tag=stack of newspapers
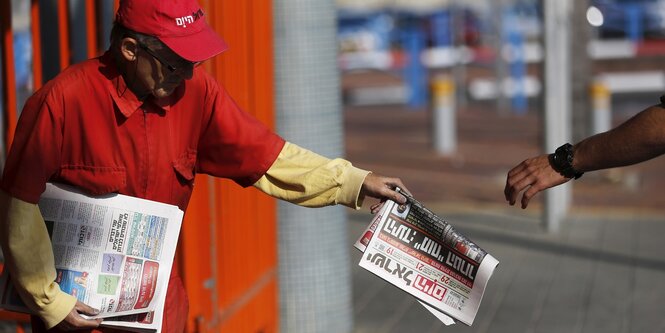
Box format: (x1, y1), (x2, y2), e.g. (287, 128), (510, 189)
(354, 190), (499, 326)
(0, 183), (184, 333)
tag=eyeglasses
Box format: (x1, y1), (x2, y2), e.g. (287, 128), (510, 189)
(138, 42), (199, 73)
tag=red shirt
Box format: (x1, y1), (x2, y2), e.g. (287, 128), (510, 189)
(1, 51), (284, 211)
(3, 52), (284, 332)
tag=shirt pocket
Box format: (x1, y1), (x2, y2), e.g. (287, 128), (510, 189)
(171, 149), (197, 209)
(172, 149), (197, 186)
(58, 165), (127, 195)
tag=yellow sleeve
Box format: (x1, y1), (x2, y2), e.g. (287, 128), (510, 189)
(0, 190), (77, 329)
(253, 142), (370, 209)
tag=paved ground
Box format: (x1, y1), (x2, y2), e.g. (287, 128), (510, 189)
(344, 92), (665, 332)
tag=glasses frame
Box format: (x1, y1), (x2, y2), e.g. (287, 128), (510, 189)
(138, 42), (197, 73)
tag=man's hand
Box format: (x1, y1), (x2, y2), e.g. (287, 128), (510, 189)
(54, 300), (102, 331)
(360, 173), (410, 214)
(504, 154), (570, 209)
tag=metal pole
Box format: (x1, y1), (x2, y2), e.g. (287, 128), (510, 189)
(590, 79), (611, 134)
(508, 29), (527, 114)
(432, 74), (456, 155)
(625, 4), (643, 44)
(572, 0), (592, 143)
(273, 1), (352, 332)
(492, 0), (508, 112)
(404, 28), (427, 109)
(543, 0), (572, 233)
(451, 0), (466, 108)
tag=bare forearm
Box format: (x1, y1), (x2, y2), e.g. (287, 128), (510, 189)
(574, 105), (665, 172)
(505, 105), (665, 209)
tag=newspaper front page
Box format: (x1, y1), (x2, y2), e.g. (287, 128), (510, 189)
(0, 183), (184, 331)
(355, 200), (456, 326)
(355, 191), (498, 326)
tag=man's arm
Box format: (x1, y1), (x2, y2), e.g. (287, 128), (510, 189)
(505, 104), (665, 208)
(0, 191), (101, 329)
(254, 142), (408, 209)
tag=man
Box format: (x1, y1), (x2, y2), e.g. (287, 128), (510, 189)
(504, 99), (665, 209)
(0, 0), (409, 331)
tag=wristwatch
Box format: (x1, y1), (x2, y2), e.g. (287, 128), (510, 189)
(549, 143), (584, 179)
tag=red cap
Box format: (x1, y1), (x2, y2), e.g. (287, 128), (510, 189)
(115, 0), (228, 62)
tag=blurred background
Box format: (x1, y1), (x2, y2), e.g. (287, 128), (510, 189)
(2, 0), (665, 332)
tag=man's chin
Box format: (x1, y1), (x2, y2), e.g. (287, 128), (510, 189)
(152, 87), (175, 98)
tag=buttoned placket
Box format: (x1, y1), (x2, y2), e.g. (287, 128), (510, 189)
(136, 99), (172, 202)
(141, 105), (150, 197)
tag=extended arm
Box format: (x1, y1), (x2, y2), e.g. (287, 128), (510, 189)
(574, 105), (665, 170)
(253, 142), (407, 209)
(505, 105), (665, 208)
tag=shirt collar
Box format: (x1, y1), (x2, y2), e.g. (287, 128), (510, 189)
(100, 51), (172, 118)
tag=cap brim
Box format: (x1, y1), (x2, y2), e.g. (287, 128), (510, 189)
(159, 25), (229, 62)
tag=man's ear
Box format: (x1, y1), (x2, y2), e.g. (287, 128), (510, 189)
(119, 37), (139, 62)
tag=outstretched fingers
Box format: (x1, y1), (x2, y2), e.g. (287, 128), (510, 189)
(504, 161), (531, 205)
(504, 155), (571, 209)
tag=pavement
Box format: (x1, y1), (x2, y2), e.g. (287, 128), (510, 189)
(343, 84), (665, 333)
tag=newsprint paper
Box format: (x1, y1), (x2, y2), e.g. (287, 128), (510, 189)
(0, 183), (184, 333)
(355, 191), (499, 326)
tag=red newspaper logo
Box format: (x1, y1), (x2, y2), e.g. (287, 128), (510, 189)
(413, 274), (447, 301)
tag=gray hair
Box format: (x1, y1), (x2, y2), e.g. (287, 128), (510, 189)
(110, 22), (161, 49)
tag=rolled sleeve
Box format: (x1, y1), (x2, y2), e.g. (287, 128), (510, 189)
(337, 167), (371, 209)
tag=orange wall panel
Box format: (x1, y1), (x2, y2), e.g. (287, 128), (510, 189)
(30, 0), (43, 90)
(56, 0), (70, 70)
(180, 1), (278, 332)
(179, 175), (216, 329)
(0, 1), (278, 332)
(1, 0), (18, 152)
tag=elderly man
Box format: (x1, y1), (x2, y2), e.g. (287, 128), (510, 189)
(0, 0), (409, 331)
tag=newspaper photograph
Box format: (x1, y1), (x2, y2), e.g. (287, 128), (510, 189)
(355, 191), (499, 326)
(0, 182), (184, 324)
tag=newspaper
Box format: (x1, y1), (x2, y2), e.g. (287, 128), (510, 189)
(0, 183), (184, 332)
(354, 190), (499, 326)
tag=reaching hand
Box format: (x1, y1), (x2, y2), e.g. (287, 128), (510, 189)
(504, 154), (571, 209)
(360, 173), (410, 214)
(54, 300), (102, 331)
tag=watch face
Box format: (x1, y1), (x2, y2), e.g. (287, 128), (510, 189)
(554, 147), (568, 169)
(552, 144), (574, 176)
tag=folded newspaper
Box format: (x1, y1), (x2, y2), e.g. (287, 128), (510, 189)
(354, 190), (499, 326)
(0, 183), (184, 333)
